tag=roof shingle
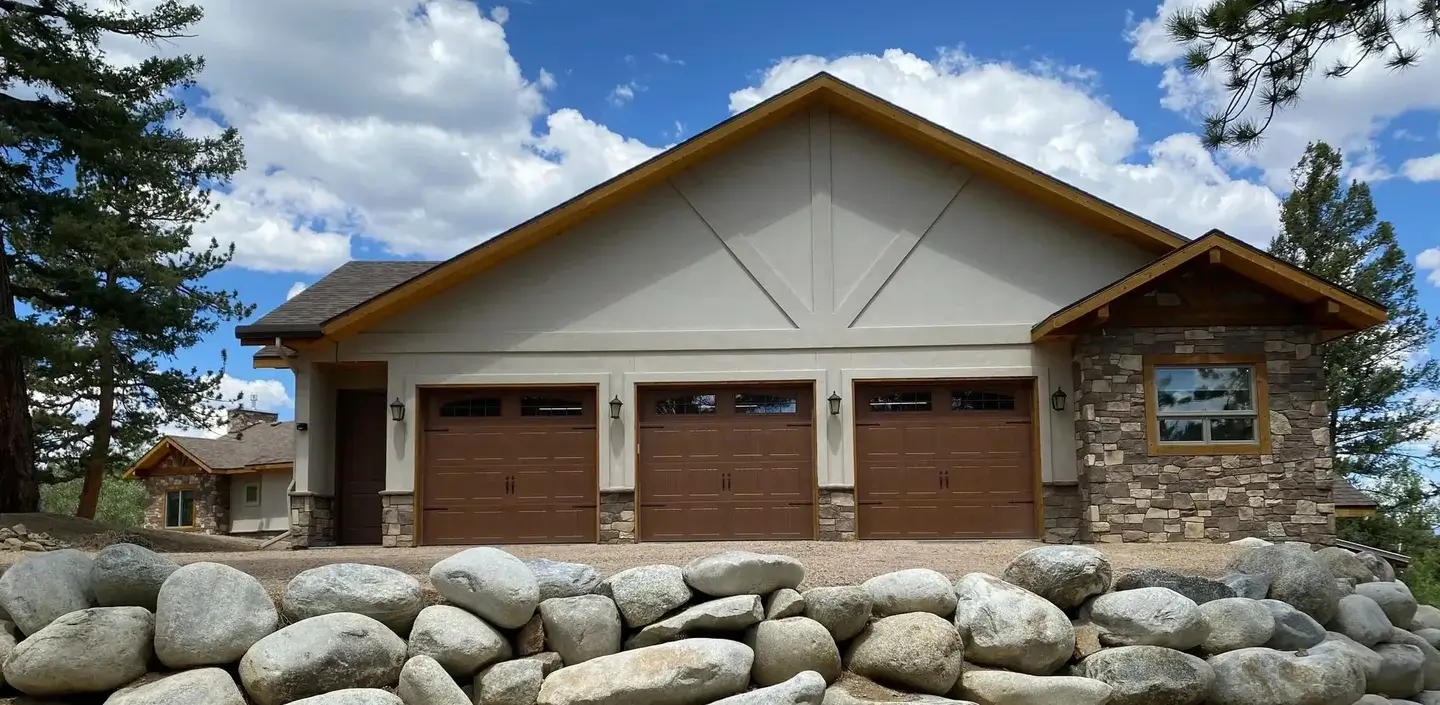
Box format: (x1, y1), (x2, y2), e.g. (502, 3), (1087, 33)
(169, 420), (296, 470)
(236, 260), (438, 337)
(1333, 477), (1378, 508)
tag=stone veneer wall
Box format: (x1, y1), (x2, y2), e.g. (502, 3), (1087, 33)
(143, 474), (228, 534)
(1074, 325), (1334, 544)
(1042, 484), (1083, 544)
(818, 487), (856, 541)
(600, 490), (636, 544)
(289, 494), (335, 548)
(381, 492), (416, 548)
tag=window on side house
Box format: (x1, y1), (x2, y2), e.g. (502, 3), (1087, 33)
(1151, 364), (1260, 445)
(164, 489), (195, 528)
(243, 483), (261, 507)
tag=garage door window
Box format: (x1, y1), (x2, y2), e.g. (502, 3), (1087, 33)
(868, 391), (932, 412)
(655, 394), (717, 415)
(951, 389), (1016, 411)
(735, 393), (797, 414)
(1144, 355), (1269, 455)
(521, 396), (584, 417)
(439, 397), (501, 417)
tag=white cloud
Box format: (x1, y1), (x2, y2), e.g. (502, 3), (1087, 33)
(655, 53), (685, 66)
(286, 282), (308, 300)
(1402, 153), (1440, 182)
(731, 49), (1282, 244)
(608, 82), (639, 106)
(489, 5), (509, 24)
(1419, 248), (1440, 286)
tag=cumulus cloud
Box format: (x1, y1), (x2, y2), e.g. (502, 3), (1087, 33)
(608, 82), (640, 106)
(1419, 248), (1440, 286)
(286, 282), (308, 300)
(1402, 153), (1440, 182)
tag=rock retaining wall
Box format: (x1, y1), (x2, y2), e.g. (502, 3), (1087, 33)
(0, 539), (1425, 705)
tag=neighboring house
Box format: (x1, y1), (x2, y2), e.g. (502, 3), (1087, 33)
(236, 74), (1387, 549)
(1333, 478), (1380, 518)
(124, 408), (294, 537)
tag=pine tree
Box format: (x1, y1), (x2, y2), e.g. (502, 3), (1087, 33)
(2, 0), (245, 513)
(1270, 142), (1440, 498)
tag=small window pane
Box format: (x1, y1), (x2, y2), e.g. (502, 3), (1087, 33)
(244, 484), (261, 505)
(165, 491), (181, 527)
(735, 393), (797, 414)
(439, 397), (501, 418)
(1158, 418), (1205, 443)
(1155, 366), (1254, 413)
(1209, 417), (1257, 442)
(869, 392), (932, 412)
(180, 491), (193, 527)
(655, 394), (716, 415)
(951, 390), (1015, 411)
(521, 397), (583, 417)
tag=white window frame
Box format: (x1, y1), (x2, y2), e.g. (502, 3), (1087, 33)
(242, 482), (262, 507)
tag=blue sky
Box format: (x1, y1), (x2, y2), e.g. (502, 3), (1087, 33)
(109, 0), (1437, 433)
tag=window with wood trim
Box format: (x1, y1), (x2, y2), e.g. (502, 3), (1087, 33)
(1144, 354), (1270, 455)
(243, 483), (261, 507)
(164, 489), (195, 528)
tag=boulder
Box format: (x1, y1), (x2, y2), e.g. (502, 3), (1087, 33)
(103, 667), (245, 705)
(0, 548), (94, 635)
(1225, 544), (1341, 624)
(767, 588), (806, 619)
(1337, 578), (1358, 596)
(539, 594), (623, 665)
(1357, 582), (1420, 630)
(523, 558), (601, 601)
(408, 604), (511, 678)
(862, 569), (957, 618)
(155, 562), (277, 668)
(1113, 568), (1235, 605)
(1415, 605), (1440, 631)
(748, 617), (841, 686)
(1220, 573), (1271, 600)
(477, 656), (560, 705)
(712, 670), (826, 705)
(1388, 628), (1440, 691)
(803, 585), (873, 642)
(1415, 693), (1440, 705)
(1072, 645), (1212, 705)
(1372, 643), (1428, 698)
(0, 629), (15, 689)
(595, 564), (692, 629)
(1316, 547), (1376, 584)
(290, 690), (403, 705)
(536, 638), (753, 705)
(1260, 599), (1326, 650)
(824, 673), (976, 704)
(515, 614), (544, 656)
(88, 543), (178, 611)
(683, 551), (805, 597)
(1229, 537), (1273, 548)
(1082, 587), (1208, 650)
(1417, 628), (1440, 650)
(1205, 646), (1366, 705)
(959, 669), (1112, 705)
(953, 572), (1073, 675)
(396, 654), (469, 705)
(628, 594), (763, 649)
(1198, 598), (1275, 654)
(1357, 552), (1398, 582)
(428, 547), (539, 629)
(1353, 696), (1392, 705)
(1, 606), (151, 696)
(1001, 546), (1112, 609)
(239, 613), (407, 705)
(282, 563), (423, 635)
(845, 613), (962, 696)
(1333, 593), (1396, 647)
(1314, 631), (1384, 685)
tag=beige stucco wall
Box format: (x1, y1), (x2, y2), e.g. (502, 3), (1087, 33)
(228, 470), (292, 534)
(290, 105), (1155, 499)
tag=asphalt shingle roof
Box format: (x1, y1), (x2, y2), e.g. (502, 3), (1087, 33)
(237, 260), (439, 336)
(1333, 477), (1379, 508)
(169, 420), (296, 470)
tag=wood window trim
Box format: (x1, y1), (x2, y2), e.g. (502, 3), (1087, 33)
(163, 487), (197, 529)
(1143, 353), (1271, 456)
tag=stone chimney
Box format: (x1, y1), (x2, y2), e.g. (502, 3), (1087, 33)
(228, 407), (279, 435)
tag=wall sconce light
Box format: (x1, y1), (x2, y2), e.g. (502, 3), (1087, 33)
(609, 395), (624, 420)
(295, 422), (309, 432)
(828, 392), (842, 416)
(389, 397), (406, 422)
(1050, 386), (1068, 412)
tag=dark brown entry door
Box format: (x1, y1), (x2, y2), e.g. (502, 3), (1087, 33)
(335, 389), (387, 545)
(638, 384), (815, 541)
(421, 387), (597, 545)
(854, 381), (1036, 539)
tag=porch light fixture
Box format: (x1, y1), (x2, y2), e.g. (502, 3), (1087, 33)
(828, 392), (842, 416)
(609, 395), (624, 420)
(389, 397), (406, 422)
(1050, 386), (1068, 412)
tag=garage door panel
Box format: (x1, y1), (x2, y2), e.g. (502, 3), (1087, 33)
(642, 505), (725, 541)
(731, 504), (812, 539)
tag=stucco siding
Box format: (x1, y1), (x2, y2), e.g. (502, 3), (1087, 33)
(229, 470), (292, 534)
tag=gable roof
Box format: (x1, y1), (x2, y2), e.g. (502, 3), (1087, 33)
(237, 260), (439, 343)
(237, 72), (1189, 345)
(1333, 477), (1379, 509)
(123, 420), (297, 478)
(1030, 229), (1388, 341)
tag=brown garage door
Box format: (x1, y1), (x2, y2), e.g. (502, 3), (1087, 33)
(420, 387), (597, 545)
(855, 381), (1036, 539)
(638, 384), (815, 541)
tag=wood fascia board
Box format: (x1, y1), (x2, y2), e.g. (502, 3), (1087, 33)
(121, 438), (216, 479)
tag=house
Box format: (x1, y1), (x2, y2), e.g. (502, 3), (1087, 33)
(236, 73), (1387, 549)
(124, 408), (294, 537)
(1333, 477), (1380, 518)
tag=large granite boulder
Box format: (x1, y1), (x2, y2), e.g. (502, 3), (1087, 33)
(536, 639), (753, 705)
(523, 558), (601, 601)
(396, 654), (469, 705)
(958, 668), (1111, 705)
(1205, 646), (1366, 705)
(1225, 544), (1340, 624)
(683, 552), (805, 597)
(1220, 573), (1271, 600)
(1315, 547), (1376, 584)
(1072, 645), (1212, 705)
(155, 562), (278, 668)
(1356, 581), (1420, 630)
(1001, 546), (1112, 610)
(1372, 642), (1427, 698)
(953, 573), (1073, 675)
(88, 543), (178, 611)
(1260, 599), (1326, 650)
(540, 594), (623, 665)
(476, 656), (561, 705)
(803, 586), (872, 642)
(103, 667), (245, 705)
(1198, 598), (1275, 655)
(428, 547), (539, 629)
(407, 604), (511, 678)
(289, 690), (402, 705)
(283, 563), (423, 635)
(627, 595), (763, 649)
(845, 613), (963, 696)
(1332, 593), (1395, 647)
(0, 549), (94, 636)
(748, 617), (841, 686)
(595, 565), (692, 629)
(1313, 631), (1384, 686)
(1, 606), (151, 696)
(823, 673), (975, 704)
(1113, 568), (1235, 605)
(1388, 627), (1440, 691)
(239, 613), (407, 705)
(711, 671), (826, 705)
(1414, 605), (1440, 631)
(1082, 587), (1208, 650)
(861, 569), (957, 618)
(767, 588), (806, 619)
(1356, 552), (1398, 582)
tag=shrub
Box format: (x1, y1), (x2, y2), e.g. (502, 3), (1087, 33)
(38, 477), (148, 527)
